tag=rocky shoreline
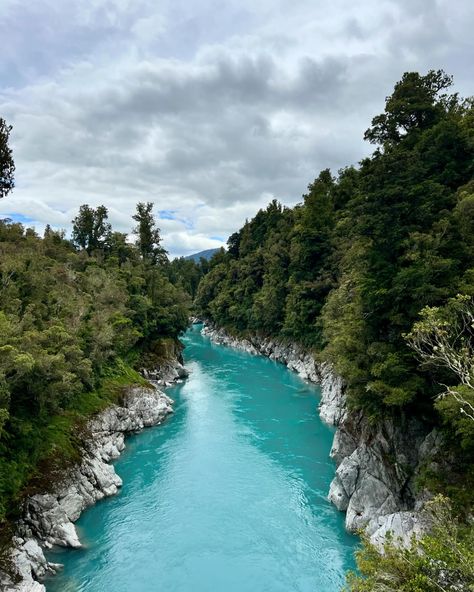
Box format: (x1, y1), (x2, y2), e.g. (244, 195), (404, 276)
(200, 322), (435, 548)
(1, 359), (188, 592)
(2, 322), (438, 590)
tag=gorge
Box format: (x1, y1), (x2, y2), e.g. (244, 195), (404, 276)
(42, 324), (356, 592)
(1, 67), (473, 591)
(201, 323), (435, 547)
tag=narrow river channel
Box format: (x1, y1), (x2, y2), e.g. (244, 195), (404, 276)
(47, 324), (357, 591)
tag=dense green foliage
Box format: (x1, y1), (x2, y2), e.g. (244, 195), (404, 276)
(195, 70), (474, 591)
(346, 497), (474, 592)
(196, 70), (474, 419)
(1, 71), (473, 588)
(71, 204), (111, 254)
(0, 204), (189, 521)
(167, 255), (210, 300)
(167, 249), (224, 300)
(133, 202), (169, 265)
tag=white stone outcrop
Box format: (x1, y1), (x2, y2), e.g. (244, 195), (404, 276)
(367, 510), (431, 548)
(328, 413), (438, 543)
(1, 361), (186, 592)
(201, 322), (435, 550)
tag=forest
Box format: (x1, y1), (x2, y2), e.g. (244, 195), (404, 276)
(195, 71), (474, 589)
(1, 69), (474, 590)
(196, 70), (474, 430)
(0, 197), (191, 523)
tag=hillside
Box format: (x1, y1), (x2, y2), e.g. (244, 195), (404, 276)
(184, 248), (221, 262)
(0, 203), (190, 524)
(195, 71), (474, 590)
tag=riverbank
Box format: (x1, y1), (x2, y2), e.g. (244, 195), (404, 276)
(45, 324), (356, 591)
(200, 322), (435, 547)
(0, 358), (188, 592)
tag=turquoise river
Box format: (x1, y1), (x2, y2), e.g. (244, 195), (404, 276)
(46, 324), (357, 591)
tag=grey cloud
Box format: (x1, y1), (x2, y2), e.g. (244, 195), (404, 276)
(0, 0), (473, 256)
(73, 52), (358, 142)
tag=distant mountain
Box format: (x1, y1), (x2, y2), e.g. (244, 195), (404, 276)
(184, 248), (221, 263)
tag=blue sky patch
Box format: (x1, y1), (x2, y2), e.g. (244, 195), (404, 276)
(159, 210), (177, 220)
(1, 213), (35, 224)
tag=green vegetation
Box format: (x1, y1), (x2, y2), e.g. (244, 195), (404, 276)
(167, 254), (212, 300)
(0, 118), (15, 199)
(166, 248), (226, 301)
(195, 70), (474, 589)
(1, 69), (473, 588)
(196, 69), (474, 424)
(346, 497), (474, 592)
(0, 197), (189, 522)
(406, 295), (474, 451)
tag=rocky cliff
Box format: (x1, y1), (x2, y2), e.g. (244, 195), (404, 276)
(201, 323), (435, 547)
(1, 360), (188, 592)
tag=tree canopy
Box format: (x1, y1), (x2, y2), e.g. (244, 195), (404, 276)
(0, 118), (15, 199)
(133, 202), (168, 264)
(196, 69), (474, 421)
(71, 204), (111, 254)
(194, 68), (474, 590)
(0, 205), (190, 522)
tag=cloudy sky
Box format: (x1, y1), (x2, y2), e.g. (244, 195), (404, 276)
(0, 0), (473, 256)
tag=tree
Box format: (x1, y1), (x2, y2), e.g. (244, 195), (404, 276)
(71, 204), (111, 254)
(364, 70), (455, 147)
(72, 205), (94, 251)
(346, 496), (474, 592)
(0, 118), (15, 199)
(108, 231), (135, 267)
(195, 69), (474, 412)
(0, 214), (190, 522)
(405, 295), (474, 425)
(133, 202), (168, 265)
(92, 205), (112, 252)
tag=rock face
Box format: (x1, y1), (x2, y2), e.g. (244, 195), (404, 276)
(1, 359), (187, 592)
(202, 322), (436, 549)
(328, 413), (436, 537)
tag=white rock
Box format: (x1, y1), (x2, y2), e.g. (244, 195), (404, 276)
(328, 476), (350, 511)
(1, 538), (52, 592)
(58, 491), (84, 522)
(51, 522), (81, 548)
(318, 363), (346, 426)
(201, 321), (432, 550)
(333, 455), (360, 498)
(345, 475), (399, 532)
(330, 429), (357, 466)
(4, 375), (179, 589)
(367, 511), (431, 549)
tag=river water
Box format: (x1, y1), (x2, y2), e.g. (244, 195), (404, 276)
(47, 324), (357, 591)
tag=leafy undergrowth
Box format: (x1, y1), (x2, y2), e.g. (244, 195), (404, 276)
(345, 496), (474, 592)
(0, 358), (148, 525)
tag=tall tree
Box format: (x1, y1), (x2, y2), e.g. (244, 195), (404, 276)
(133, 202), (168, 264)
(364, 70), (455, 147)
(0, 118), (15, 199)
(71, 204), (111, 254)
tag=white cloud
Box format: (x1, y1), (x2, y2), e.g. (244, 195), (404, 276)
(0, 0), (473, 256)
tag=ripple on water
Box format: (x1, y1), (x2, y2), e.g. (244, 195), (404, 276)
(46, 326), (357, 592)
